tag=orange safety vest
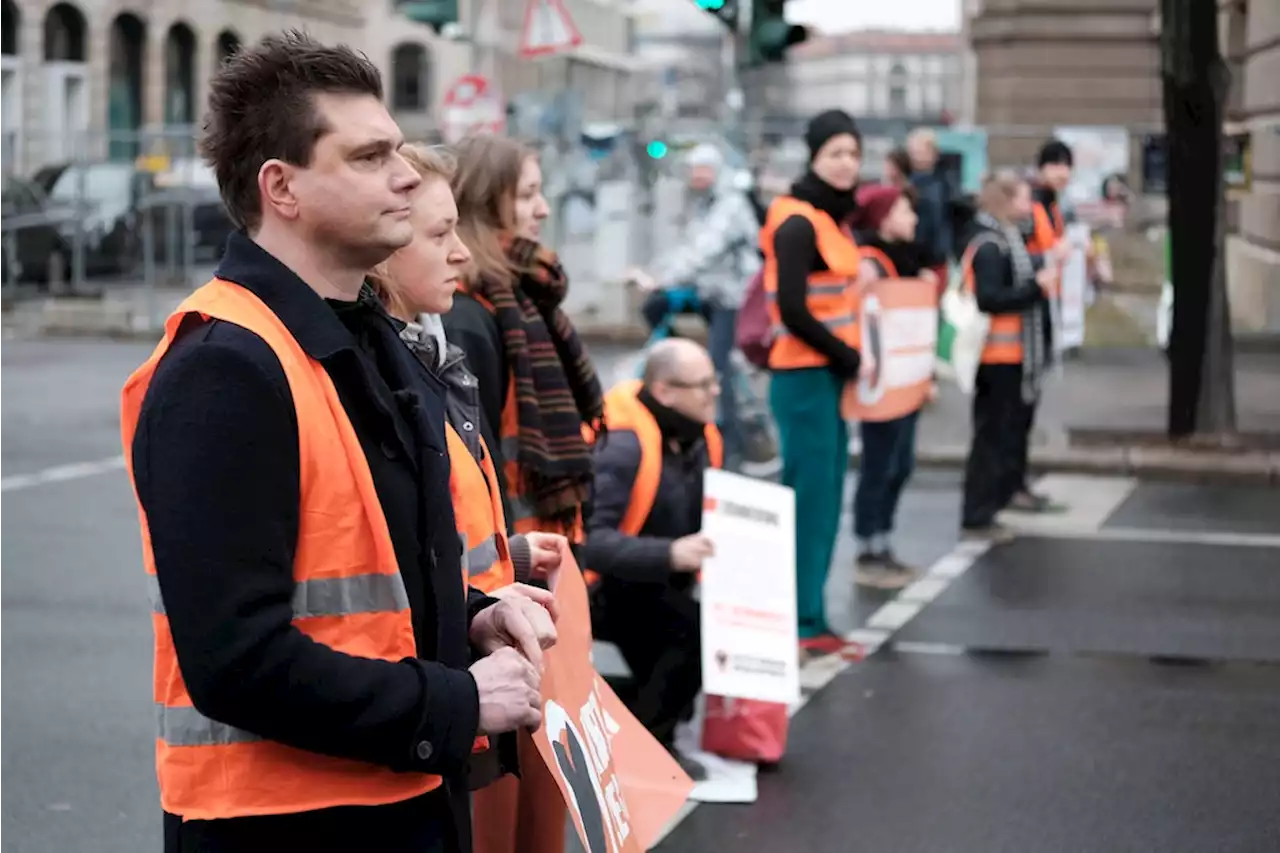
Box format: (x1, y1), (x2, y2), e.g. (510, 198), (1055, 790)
(960, 237), (1023, 365)
(760, 196), (862, 370)
(456, 283), (585, 544)
(447, 425), (515, 594)
(860, 245), (899, 279)
(120, 279), (451, 821)
(1027, 199), (1065, 256)
(582, 380), (724, 587)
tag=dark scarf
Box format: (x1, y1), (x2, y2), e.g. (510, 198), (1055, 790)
(637, 386), (706, 450)
(790, 170), (858, 228)
(472, 235), (604, 520)
(854, 231), (927, 279)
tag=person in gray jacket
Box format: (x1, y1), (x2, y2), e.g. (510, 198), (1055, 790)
(631, 143), (762, 468)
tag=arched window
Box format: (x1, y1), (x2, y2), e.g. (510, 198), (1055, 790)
(43, 2), (87, 62)
(3, 0), (20, 56)
(216, 29), (240, 66)
(165, 23), (198, 125)
(391, 43), (429, 111)
(108, 13), (147, 159)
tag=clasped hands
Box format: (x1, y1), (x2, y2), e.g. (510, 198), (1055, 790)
(466, 532), (567, 735)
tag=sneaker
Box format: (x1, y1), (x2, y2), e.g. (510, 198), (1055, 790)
(1005, 490), (1067, 514)
(799, 632), (865, 661)
(962, 523), (1016, 544)
(854, 553), (917, 590)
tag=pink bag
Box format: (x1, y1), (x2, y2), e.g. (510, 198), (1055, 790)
(701, 695), (790, 763)
(735, 270), (773, 369)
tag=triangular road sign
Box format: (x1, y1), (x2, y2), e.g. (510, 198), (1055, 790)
(520, 0), (584, 58)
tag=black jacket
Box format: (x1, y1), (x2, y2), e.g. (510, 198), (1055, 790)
(134, 233), (493, 853)
(958, 220), (1052, 358)
(582, 406), (712, 589)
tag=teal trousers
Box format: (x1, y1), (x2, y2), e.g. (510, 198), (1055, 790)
(769, 367), (848, 638)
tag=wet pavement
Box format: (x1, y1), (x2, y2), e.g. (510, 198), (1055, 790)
(657, 478), (1280, 853)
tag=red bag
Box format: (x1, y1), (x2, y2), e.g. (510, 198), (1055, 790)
(735, 270), (773, 369)
(701, 695), (789, 763)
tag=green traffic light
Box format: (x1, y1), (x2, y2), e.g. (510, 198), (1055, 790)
(696, 0), (727, 9)
(647, 141), (669, 159)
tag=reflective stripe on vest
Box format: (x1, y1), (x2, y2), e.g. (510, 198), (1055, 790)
(960, 239), (1024, 365)
(582, 380), (723, 587)
(448, 423), (514, 593)
(120, 279), (440, 821)
(860, 246), (899, 280)
(760, 196), (862, 370)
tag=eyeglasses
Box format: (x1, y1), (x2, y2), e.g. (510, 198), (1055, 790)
(666, 376), (720, 392)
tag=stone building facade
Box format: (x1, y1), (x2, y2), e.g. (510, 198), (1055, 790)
(1221, 0), (1280, 339)
(0, 0), (638, 174)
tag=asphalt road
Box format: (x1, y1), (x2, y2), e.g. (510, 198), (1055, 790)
(9, 337), (1276, 853)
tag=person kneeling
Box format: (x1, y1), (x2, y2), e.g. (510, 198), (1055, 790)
(583, 339), (723, 781)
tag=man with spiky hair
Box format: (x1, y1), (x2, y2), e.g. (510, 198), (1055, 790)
(122, 31), (554, 853)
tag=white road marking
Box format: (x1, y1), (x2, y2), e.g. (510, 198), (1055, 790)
(1, 455), (125, 492)
(650, 537), (993, 846)
(998, 473), (1137, 534)
(1020, 525), (1280, 550)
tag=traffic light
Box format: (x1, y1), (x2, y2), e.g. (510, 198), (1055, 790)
(748, 0), (808, 66)
(395, 0), (458, 34)
(646, 140), (670, 160)
(693, 0), (738, 31)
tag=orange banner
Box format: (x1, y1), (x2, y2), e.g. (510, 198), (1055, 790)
(531, 552), (694, 853)
(842, 276), (939, 423)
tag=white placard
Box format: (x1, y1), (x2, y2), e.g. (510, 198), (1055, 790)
(1058, 222), (1091, 350)
(699, 469), (799, 705)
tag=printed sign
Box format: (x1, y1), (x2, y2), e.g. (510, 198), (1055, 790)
(441, 74), (506, 144)
(699, 469), (800, 706)
(842, 276), (938, 423)
(531, 550), (694, 853)
(1057, 222), (1091, 350)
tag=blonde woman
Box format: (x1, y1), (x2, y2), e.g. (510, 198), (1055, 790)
(367, 143), (568, 853)
(958, 170), (1058, 540)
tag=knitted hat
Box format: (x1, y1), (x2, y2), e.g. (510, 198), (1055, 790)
(852, 185), (903, 232)
(805, 110), (860, 162)
(1037, 139), (1073, 168)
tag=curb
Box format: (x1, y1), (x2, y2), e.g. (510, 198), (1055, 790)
(856, 443), (1279, 487)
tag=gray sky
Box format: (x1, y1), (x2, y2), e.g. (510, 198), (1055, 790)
(786, 0), (961, 32)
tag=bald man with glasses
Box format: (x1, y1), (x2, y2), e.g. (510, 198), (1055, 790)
(583, 339), (724, 780)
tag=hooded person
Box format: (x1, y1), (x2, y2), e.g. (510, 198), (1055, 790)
(634, 141), (762, 470)
(759, 109), (865, 657)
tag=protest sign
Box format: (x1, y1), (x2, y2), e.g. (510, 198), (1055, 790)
(842, 276), (938, 422)
(531, 551), (694, 853)
(699, 469), (800, 705)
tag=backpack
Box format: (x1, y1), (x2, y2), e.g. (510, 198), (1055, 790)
(735, 269), (773, 369)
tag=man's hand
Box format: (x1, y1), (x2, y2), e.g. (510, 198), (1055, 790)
(470, 647), (542, 734)
(670, 534), (714, 573)
(523, 532), (567, 586)
(469, 598), (557, 669)
(489, 582), (560, 624)
(920, 268), (940, 288)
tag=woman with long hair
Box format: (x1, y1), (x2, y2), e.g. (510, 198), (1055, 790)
(367, 142), (569, 853)
(443, 134), (604, 547)
(959, 169), (1058, 540)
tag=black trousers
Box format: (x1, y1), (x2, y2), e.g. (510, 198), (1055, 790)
(962, 364), (1037, 528)
(591, 580), (702, 748)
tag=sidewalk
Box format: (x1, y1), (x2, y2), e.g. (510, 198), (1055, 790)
(901, 347), (1280, 486)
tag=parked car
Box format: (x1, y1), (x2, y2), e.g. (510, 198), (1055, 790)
(1, 175), (84, 287)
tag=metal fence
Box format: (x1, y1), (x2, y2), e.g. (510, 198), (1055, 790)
(2, 127), (223, 319)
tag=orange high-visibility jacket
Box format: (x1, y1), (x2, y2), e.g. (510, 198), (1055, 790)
(860, 245), (899, 279)
(1028, 199), (1065, 256)
(961, 237), (1024, 365)
(121, 279), (447, 821)
(447, 424), (515, 594)
(455, 284), (585, 543)
(582, 380), (723, 586)
(760, 196), (862, 370)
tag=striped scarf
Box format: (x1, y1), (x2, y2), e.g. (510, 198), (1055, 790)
(975, 211), (1048, 403)
(474, 235), (604, 520)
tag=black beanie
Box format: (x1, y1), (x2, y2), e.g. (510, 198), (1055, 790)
(1038, 139), (1074, 168)
(805, 110), (860, 162)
